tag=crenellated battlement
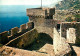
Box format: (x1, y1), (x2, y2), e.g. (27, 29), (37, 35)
(27, 8), (46, 18)
(5, 28), (38, 48)
(0, 21), (35, 46)
(27, 8), (55, 19)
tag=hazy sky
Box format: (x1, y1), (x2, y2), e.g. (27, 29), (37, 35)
(0, 0), (62, 5)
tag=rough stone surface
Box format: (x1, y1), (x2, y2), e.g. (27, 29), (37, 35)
(20, 24), (26, 32)
(27, 8), (46, 17)
(6, 28), (38, 48)
(11, 27), (19, 36)
(54, 28), (71, 56)
(61, 22), (80, 44)
(27, 22), (34, 29)
(38, 43), (55, 56)
(0, 21), (35, 45)
(0, 46), (50, 56)
(27, 8), (55, 19)
(0, 31), (8, 44)
(28, 17), (56, 38)
(67, 28), (76, 43)
(27, 8), (56, 38)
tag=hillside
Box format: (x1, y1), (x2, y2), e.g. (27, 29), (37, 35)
(55, 0), (80, 10)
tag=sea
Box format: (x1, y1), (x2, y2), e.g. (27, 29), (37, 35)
(0, 5), (39, 33)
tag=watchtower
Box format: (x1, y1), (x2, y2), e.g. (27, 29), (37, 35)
(27, 8), (55, 38)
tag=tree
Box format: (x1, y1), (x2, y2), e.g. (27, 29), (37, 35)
(65, 17), (73, 22)
(74, 14), (80, 22)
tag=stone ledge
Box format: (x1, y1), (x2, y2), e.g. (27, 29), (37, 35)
(0, 46), (50, 56)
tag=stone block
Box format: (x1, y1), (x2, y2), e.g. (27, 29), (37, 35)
(0, 31), (8, 44)
(20, 24), (26, 32)
(11, 27), (19, 36)
(27, 22), (34, 29)
(49, 8), (55, 16)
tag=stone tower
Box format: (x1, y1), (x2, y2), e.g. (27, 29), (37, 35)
(27, 8), (55, 38)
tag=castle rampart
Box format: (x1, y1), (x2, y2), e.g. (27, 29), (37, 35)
(27, 8), (55, 38)
(11, 27), (19, 36)
(27, 8), (55, 19)
(20, 24), (26, 32)
(5, 28), (38, 48)
(0, 21), (38, 48)
(27, 8), (46, 18)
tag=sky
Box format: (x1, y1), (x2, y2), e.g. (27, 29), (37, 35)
(0, 0), (62, 6)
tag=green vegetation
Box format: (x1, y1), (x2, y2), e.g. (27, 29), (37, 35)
(74, 14), (80, 22)
(65, 14), (80, 22)
(55, 0), (80, 10)
(65, 17), (73, 22)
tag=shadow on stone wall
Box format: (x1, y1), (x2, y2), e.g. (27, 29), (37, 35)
(24, 33), (53, 51)
(9, 29), (31, 41)
(6, 29), (38, 48)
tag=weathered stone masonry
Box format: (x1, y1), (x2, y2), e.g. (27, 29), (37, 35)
(6, 28), (38, 48)
(27, 8), (55, 38)
(0, 22), (38, 48)
(53, 22), (80, 55)
(53, 28), (71, 56)
(61, 22), (80, 44)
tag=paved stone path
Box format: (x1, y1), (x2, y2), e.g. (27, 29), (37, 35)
(0, 44), (54, 56)
(38, 43), (55, 56)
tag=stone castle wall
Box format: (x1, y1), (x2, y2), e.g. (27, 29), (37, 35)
(5, 28), (38, 48)
(29, 17), (56, 38)
(61, 22), (80, 44)
(0, 31), (8, 45)
(0, 22), (35, 46)
(27, 8), (56, 38)
(53, 28), (71, 56)
(27, 8), (55, 19)
(27, 8), (46, 17)
(53, 22), (80, 55)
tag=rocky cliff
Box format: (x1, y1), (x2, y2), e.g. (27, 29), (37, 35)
(55, 0), (80, 10)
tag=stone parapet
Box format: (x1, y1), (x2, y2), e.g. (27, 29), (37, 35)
(61, 22), (80, 44)
(11, 27), (19, 36)
(0, 31), (8, 44)
(5, 28), (38, 48)
(0, 21), (34, 45)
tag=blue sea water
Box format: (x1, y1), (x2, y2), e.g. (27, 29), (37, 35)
(0, 5), (39, 33)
